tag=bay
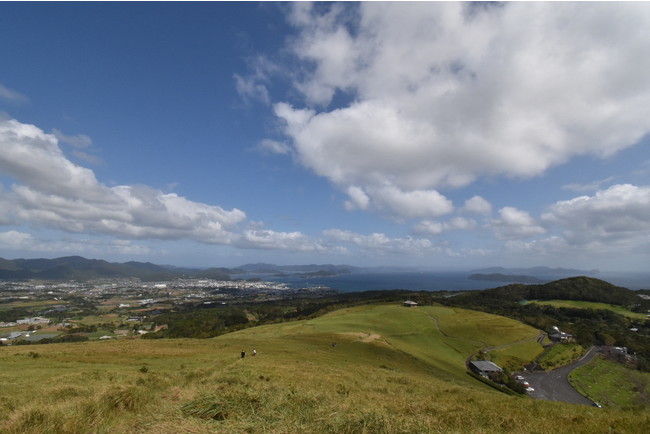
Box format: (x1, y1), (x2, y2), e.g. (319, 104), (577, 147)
(237, 271), (498, 293)
(235, 270), (650, 292)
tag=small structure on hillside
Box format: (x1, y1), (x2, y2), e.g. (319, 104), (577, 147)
(403, 300), (418, 308)
(549, 326), (574, 343)
(603, 346), (636, 364)
(470, 361), (503, 378)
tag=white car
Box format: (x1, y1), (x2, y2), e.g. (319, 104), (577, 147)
(526, 387), (535, 393)
(515, 375), (525, 381)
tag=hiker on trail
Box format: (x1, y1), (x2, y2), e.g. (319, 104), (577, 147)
(253, 349), (257, 356)
(241, 350), (245, 359)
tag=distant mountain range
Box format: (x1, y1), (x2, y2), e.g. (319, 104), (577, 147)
(0, 256), (603, 283)
(0, 256), (232, 281)
(468, 273), (546, 284)
(0, 257), (357, 281)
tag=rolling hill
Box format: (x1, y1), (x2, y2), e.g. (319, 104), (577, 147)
(0, 256), (355, 282)
(0, 256), (230, 281)
(453, 276), (650, 310)
(1, 303), (647, 433)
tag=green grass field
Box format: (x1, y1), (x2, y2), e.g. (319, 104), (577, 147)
(488, 340), (545, 371)
(569, 355), (650, 409)
(1, 303), (648, 433)
(538, 344), (586, 370)
(527, 300), (648, 320)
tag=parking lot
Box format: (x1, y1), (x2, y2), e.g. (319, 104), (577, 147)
(515, 347), (598, 406)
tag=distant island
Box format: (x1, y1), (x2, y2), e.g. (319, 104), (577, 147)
(468, 273), (545, 284)
(470, 266), (599, 278)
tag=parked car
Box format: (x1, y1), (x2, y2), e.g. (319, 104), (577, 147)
(515, 375), (525, 381)
(592, 402), (602, 408)
(526, 387), (535, 393)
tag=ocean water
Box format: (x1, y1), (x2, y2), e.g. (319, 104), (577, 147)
(237, 270), (650, 292)
(244, 271), (499, 293)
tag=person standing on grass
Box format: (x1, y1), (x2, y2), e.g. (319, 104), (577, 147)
(253, 349), (257, 356)
(241, 350), (245, 358)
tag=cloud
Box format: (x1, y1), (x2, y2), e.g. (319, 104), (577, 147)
(542, 184), (650, 247)
(234, 73), (270, 106)
(262, 2), (650, 220)
(323, 228), (437, 255)
(491, 207), (546, 240)
(52, 129), (93, 149)
(463, 195), (492, 215)
(110, 239), (152, 256)
(0, 84), (29, 105)
(233, 55), (281, 106)
(71, 149), (102, 165)
(52, 128), (103, 164)
(0, 230), (35, 249)
(0, 117), (247, 245)
(413, 217), (477, 236)
(239, 229), (323, 252)
(561, 177), (615, 193)
(258, 138), (291, 155)
(344, 185), (370, 211)
(1, 117), (342, 254)
(372, 185), (453, 218)
(0, 230), (152, 256)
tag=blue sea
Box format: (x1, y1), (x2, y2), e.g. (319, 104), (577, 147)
(234, 270), (650, 292)
(237, 271), (502, 293)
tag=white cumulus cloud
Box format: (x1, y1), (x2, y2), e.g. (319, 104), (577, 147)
(414, 217), (477, 235)
(542, 184), (650, 247)
(0, 230), (35, 249)
(0, 117), (247, 245)
(323, 228), (437, 255)
(260, 2), (650, 220)
(463, 196), (492, 215)
(491, 207), (546, 240)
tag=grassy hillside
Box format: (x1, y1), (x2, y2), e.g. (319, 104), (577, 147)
(452, 276), (650, 310)
(527, 300), (648, 320)
(1, 304), (648, 433)
(570, 355), (650, 408)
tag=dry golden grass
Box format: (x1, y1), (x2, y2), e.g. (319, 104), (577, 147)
(1, 304), (648, 433)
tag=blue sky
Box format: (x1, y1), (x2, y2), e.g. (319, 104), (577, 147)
(1, 2), (649, 271)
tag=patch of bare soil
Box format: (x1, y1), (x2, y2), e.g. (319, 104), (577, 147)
(338, 332), (391, 346)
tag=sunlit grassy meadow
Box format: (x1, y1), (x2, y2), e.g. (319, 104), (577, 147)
(570, 355), (650, 409)
(527, 300), (648, 320)
(1, 304), (648, 433)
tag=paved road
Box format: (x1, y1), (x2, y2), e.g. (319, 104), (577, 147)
(519, 346), (599, 405)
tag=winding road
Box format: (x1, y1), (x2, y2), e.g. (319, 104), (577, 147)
(466, 330), (600, 406)
(519, 346), (599, 405)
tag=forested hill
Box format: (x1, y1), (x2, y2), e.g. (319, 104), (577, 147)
(453, 276), (650, 311)
(0, 256), (354, 282)
(0, 256), (231, 281)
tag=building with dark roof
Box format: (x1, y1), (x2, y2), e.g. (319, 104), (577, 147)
(469, 360), (503, 378)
